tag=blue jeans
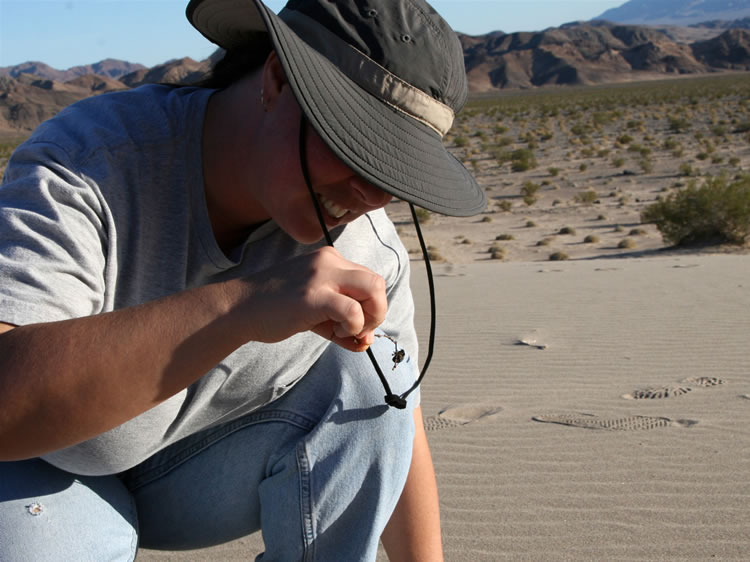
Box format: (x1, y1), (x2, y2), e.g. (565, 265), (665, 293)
(0, 336), (417, 561)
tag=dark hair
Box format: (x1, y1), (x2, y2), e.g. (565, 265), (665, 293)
(194, 32), (273, 89)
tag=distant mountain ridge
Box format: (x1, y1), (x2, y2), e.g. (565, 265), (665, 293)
(0, 58), (147, 82)
(596, 0), (750, 26)
(461, 21), (750, 91)
(2, 19), (750, 137)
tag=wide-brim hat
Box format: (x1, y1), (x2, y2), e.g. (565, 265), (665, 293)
(186, 0), (486, 216)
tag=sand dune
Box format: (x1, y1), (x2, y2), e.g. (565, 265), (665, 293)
(140, 253), (750, 560)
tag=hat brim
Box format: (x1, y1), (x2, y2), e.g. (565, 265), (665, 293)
(189, 0), (487, 217)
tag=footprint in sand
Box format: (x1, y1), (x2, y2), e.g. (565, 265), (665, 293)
(532, 412), (698, 431)
(623, 377), (726, 400)
(623, 386), (692, 400)
(423, 405), (502, 431)
(681, 376), (725, 387)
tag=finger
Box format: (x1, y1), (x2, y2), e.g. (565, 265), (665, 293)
(334, 270), (387, 333)
(311, 290), (366, 338)
(312, 320), (371, 352)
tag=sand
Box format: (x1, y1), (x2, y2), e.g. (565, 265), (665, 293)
(140, 252), (750, 561)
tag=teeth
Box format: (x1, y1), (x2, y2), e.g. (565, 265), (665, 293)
(319, 195), (349, 219)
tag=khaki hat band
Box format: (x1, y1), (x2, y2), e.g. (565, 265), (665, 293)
(281, 8), (455, 137)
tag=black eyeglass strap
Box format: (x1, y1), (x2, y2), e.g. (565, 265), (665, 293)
(298, 115), (436, 409)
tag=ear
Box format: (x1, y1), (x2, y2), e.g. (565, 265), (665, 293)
(261, 50), (288, 112)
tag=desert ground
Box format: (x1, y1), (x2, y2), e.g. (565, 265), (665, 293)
(389, 73), (750, 265)
(2, 74), (749, 560)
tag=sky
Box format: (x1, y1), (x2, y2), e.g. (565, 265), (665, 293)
(0, 0), (624, 70)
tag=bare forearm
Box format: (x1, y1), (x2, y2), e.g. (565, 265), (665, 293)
(382, 406), (444, 561)
(0, 247), (390, 461)
(0, 280), (250, 460)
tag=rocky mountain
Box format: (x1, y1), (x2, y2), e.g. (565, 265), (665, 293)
(461, 21), (750, 91)
(0, 58), (146, 82)
(596, 0), (750, 26)
(0, 57), (211, 138)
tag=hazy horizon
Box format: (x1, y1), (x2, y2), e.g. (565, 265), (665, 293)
(0, 0), (624, 70)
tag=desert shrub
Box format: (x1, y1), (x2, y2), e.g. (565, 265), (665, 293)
(510, 148), (538, 172)
(559, 226), (577, 235)
(523, 195), (537, 206)
(663, 137), (679, 150)
(520, 181), (540, 198)
(583, 234), (600, 243)
(668, 116), (691, 133)
(628, 143), (651, 157)
(729, 157), (741, 167)
(454, 136), (469, 147)
(612, 157), (625, 167)
(480, 216), (493, 223)
(618, 238), (637, 249)
(415, 208), (431, 223)
(640, 174), (750, 245)
(679, 162), (697, 177)
(574, 190), (598, 205)
(639, 158), (654, 173)
(526, 220), (537, 228)
(488, 244), (506, 260)
(427, 245), (444, 261)
(496, 200), (513, 212)
(617, 134), (634, 145)
(579, 163), (588, 172)
(549, 251), (569, 261)
(629, 228), (647, 236)
(496, 233), (515, 241)
(696, 152), (709, 161)
(548, 166), (560, 177)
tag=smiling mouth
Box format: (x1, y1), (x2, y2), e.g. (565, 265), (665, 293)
(318, 194), (350, 219)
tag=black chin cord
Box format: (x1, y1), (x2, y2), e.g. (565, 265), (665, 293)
(298, 116), (436, 409)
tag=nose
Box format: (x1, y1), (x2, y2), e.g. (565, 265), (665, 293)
(349, 177), (393, 208)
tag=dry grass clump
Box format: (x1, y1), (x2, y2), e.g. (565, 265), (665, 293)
(427, 245), (444, 261)
(415, 208), (431, 223)
(574, 190), (598, 205)
(488, 244), (506, 260)
(496, 200), (513, 212)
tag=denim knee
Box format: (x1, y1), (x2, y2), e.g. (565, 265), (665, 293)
(0, 459), (138, 561)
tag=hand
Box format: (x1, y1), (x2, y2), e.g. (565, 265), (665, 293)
(238, 247), (387, 351)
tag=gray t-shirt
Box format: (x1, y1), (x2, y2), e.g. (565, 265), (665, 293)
(0, 84), (417, 476)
